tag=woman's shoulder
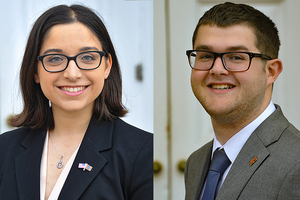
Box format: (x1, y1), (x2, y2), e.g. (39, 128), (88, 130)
(0, 127), (31, 144)
(112, 118), (152, 141)
(107, 118), (153, 151)
(113, 118), (152, 134)
(0, 128), (34, 158)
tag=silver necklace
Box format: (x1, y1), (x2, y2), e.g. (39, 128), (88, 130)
(49, 135), (79, 169)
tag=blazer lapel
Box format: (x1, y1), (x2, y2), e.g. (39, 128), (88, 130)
(217, 105), (289, 199)
(58, 118), (113, 199)
(185, 141), (212, 200)
(196, 143), (212, 199)
(216, 133), (269, 199)
(15, 129), (47, 200)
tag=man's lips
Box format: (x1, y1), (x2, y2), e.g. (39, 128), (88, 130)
(208, 84), (235, 90)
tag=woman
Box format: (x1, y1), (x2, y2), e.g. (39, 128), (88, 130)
(0, 4), (153, 200)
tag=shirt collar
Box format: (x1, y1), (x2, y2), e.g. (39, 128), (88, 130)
(212, 100), (276, 163)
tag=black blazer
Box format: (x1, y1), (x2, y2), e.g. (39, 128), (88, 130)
(0, 117), (153, 200)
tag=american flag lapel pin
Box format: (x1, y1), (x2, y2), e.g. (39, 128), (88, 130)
(78, 163), (93, 171)
(250, 157), (257, 166)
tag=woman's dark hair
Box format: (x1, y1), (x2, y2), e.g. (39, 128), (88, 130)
(9, 4), (127, 130)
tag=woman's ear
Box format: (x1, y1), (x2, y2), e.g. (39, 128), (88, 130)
(34, 74), (40, 83)
(104, 54), (112, 79)
(266, 58), (283, 86)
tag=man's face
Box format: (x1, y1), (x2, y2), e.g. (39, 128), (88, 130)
(191, 24), (270, 124)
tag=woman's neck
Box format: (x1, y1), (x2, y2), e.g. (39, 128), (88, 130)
(50, 106), (93, 138)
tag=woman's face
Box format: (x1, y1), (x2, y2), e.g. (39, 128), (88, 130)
(35, 22), (112, 115)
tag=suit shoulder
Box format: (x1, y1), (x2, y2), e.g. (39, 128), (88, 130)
(286, 123), (300, 138)
(187, 141), (212, 164)
(278, 123), (300, 153)
(0, 127), (30, 146)
(189, 141), (212, 157)
(107, 118), (153, 158)
(113, 118), (153, 141)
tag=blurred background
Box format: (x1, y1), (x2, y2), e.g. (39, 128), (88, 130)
(154, 0), (300, 199)
(0, 0), (153, 133)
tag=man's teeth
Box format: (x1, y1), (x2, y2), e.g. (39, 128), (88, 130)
(210, 84), (234, 90)
(61, 86), (85, 92)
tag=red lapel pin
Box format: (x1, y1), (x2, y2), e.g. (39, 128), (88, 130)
(250, 156), (257, 166)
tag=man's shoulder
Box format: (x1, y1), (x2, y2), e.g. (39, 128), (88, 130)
(276, 123), (300, 152)
(254, 104), (300, 144)
(285, 123), (300, 137)
(187, 141), (212, 164)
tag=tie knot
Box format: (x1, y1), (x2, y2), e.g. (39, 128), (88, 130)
(210, 149), (231, 174)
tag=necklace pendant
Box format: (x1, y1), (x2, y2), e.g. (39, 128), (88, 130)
(57, 156), (64, 169)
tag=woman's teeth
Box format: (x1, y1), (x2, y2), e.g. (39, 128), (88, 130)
(61, 86), (86, 92)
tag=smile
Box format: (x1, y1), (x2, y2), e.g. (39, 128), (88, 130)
(60, 86), (87, 93)
(209, 84), (235, 90)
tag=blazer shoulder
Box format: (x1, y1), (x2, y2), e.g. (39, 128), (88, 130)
(105, 118), (153, 162)
(277, 123), (300, 154)
(286, 123), (300, 138)
(185, 141), (212, 179)
(187, 141), (212, 163)
(0, 127), (31, 147)
(113, 118), (153, 143)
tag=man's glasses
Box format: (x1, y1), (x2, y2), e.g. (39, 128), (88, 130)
(37, 51), (107, 73)
(186, 50), (272, 72)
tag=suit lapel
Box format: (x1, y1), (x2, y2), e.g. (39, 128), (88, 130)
(195, 143), (212, 199)
(15, 129), (47, 200)
(58, 117), (113, 199)
(185, 141), (212, 200)
(216, 133), (269, 199)
(217, 105), (289, 199)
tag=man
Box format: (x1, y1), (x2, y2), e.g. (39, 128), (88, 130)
(184, 2), (300, 200)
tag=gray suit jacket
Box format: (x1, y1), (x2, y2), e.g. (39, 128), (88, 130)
(185, 105), (300, 200)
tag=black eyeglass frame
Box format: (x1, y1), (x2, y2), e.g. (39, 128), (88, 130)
(186, 50), (272, 72)
(37, 50), (107, 73)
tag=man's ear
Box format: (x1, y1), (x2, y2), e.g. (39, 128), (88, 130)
(266, 58), (283, 86)
(34, 74), (40, 83)
(104, 54), (112, 79)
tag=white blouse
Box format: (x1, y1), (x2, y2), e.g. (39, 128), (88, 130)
(40, 132), (80, 200)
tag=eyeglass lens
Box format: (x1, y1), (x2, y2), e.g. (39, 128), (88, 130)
(189, 51), (250, 71)
(42, 51), (102, 72)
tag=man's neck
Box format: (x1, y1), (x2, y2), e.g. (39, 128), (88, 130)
(211, 101), (273, 145)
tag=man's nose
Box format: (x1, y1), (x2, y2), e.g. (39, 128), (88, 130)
(209, 56), (229, 76)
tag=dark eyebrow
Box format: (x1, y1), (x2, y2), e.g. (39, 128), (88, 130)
(79, 47), (99, 51)
(194, 44), (250, 52)
(226, 45), (249, 52)
(194, 45), (211, 51)
(42, 47), (100, 55)
(43, 49), (63, 55)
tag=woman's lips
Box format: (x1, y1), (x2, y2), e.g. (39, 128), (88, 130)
(60, 86), (87, 93)
(58, 86), (89, 96)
